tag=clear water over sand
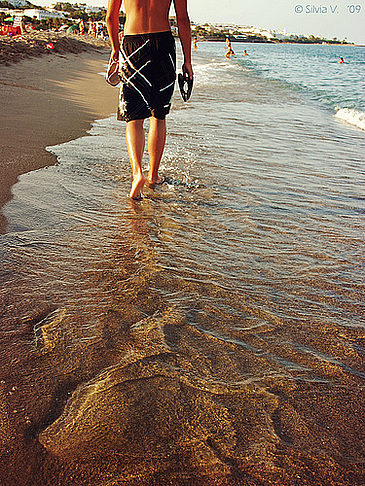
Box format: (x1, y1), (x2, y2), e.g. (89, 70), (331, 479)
(1, 43), (364, 485)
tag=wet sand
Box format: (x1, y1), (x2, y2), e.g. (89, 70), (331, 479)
(0, 47), (116, 233)
(1, 197), (364, 485)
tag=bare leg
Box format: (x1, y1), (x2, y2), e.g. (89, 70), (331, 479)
(125, 119), (146, 200)
(147, 117), (166, 185)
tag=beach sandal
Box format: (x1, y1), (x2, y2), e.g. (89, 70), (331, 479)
(178, 72), (193, 102)
(106, 55), (121, 87)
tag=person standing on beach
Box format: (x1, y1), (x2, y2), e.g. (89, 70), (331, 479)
(79, 19), (85, 35)
(106, 0), (193, 200)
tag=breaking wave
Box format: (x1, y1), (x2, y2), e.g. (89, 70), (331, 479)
(335, 107), (365, 131)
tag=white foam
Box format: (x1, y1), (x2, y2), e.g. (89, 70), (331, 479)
(334, 108), (365, 131)
(191, 59), (242, 88)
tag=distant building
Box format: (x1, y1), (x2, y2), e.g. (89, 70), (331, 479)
(23, 8), (66, 20)
(272, 33), (288, 41)
(0, 7), (66, 19)
(250, 28), (274, 40)
(6, 0), (30, 7)
(85, 7), (103, 14)
(0, 8), (24, 16)
(190, 21), (323, 43)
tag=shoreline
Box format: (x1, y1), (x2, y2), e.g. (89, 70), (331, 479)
(195, 38), (360, 46)
(0, 48), (116, 233)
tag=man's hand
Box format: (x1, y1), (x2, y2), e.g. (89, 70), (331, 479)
(174, 0), (193, 80)
(111, 48), (120, 62)
(182, 61), (193, 79)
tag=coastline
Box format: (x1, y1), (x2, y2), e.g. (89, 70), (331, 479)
(0, 47), (116, 233)
(195, 38), (360, 46)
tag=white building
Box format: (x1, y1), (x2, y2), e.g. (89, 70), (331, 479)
(249, 27), (274, 40)
(0, 8), (24, 16)
(85, 7), (103, 14)
(271, 32), (289, 41)
(6, 0), (30, 7)
(23, 8), (66, 20)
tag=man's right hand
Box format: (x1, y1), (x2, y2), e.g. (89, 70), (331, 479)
(111, 48), (120, 62)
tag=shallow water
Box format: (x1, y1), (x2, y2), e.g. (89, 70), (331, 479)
(1, 43), (365, 485)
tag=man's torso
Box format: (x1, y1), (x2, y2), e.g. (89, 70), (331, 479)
(123, 0), (173, 35)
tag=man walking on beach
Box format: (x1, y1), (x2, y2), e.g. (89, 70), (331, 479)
(106, 0), (193, 200)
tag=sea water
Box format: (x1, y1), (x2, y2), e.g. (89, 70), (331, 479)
(198, 42), (365, 128)
(1, 42), (365, 485)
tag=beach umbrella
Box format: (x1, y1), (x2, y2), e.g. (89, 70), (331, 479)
(67, 24), (78, 33)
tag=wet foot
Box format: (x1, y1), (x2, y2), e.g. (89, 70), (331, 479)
(146, 176), (165, 188)
(129, 173), (145, 200)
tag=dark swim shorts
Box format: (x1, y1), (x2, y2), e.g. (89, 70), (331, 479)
(117, 30), (176, 122)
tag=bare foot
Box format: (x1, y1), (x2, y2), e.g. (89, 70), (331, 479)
(129, 173), (145, 200)
(146, 175), (165, 188)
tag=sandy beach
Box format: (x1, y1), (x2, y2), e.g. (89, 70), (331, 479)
(0, 33), (115, 233)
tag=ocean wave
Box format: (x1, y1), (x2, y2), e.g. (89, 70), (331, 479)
(192, 59), (243, 87)
(334, 108), (365, 131)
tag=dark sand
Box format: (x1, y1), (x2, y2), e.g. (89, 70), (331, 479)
(1, 225), (364, 485)
(0, 41), (116, 233)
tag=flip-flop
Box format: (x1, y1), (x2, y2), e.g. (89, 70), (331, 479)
(178, 72), (193, 102)
(106, 55), (121, 87)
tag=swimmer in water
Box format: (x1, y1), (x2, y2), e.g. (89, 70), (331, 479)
(225, 37), (235, 59)
(338, 57), (345, 64)
(243, 50), (248, 56)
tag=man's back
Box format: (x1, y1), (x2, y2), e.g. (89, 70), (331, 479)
(123, 0), (172, 35)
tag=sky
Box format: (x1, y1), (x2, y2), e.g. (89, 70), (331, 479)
(33, 0), (365, 44)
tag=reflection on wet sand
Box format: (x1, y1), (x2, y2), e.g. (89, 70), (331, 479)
(1, 183), (364, 485)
